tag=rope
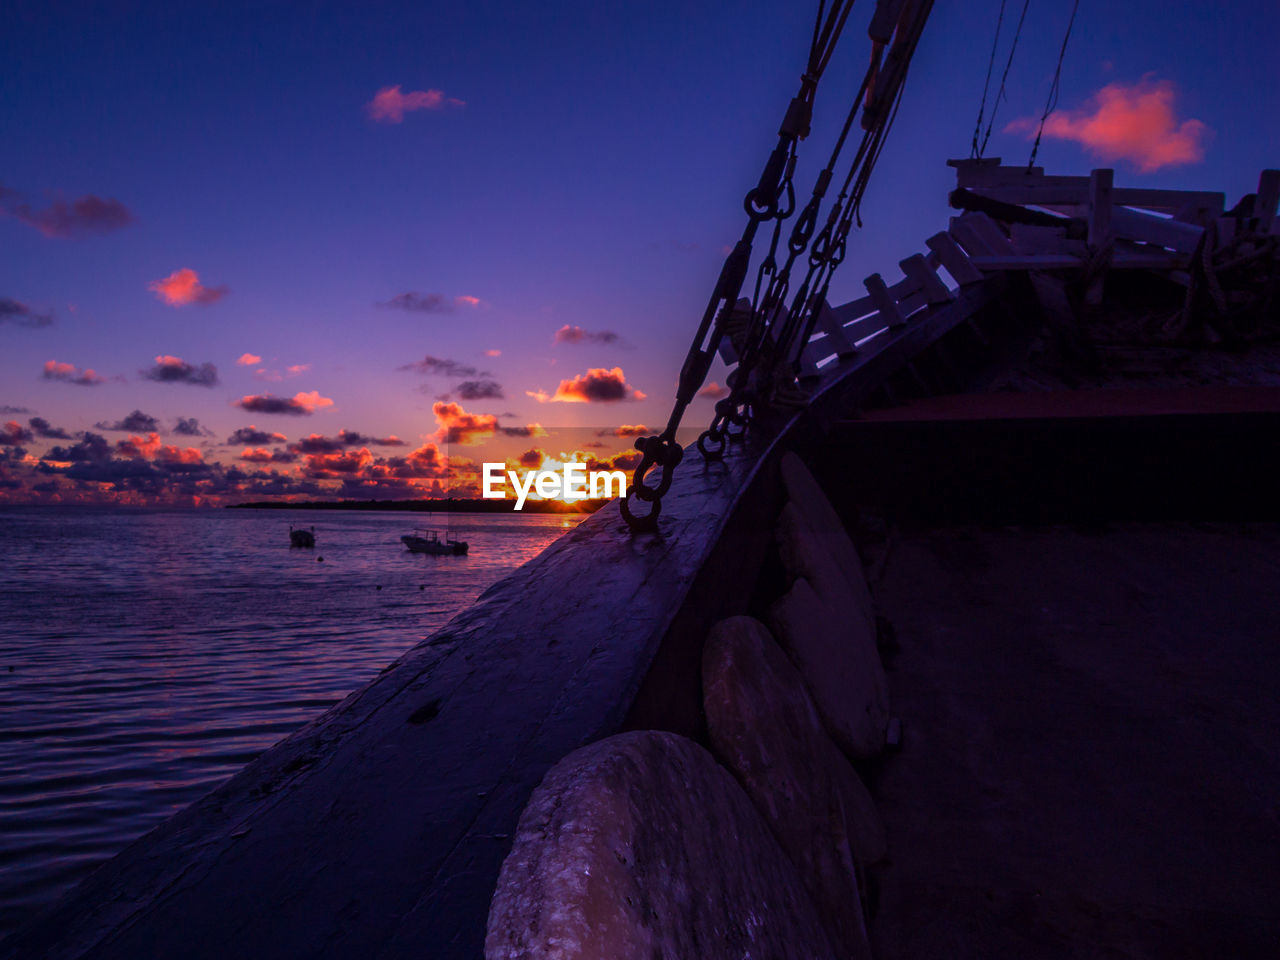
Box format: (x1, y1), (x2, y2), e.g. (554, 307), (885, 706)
(977, 0), (1031, 158)
(971, 0), (1009, 158)
(1027, 0), (1081, 169)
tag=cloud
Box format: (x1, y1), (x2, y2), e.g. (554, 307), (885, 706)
(235, 391), (334, 416)
(1, 297), (53, 327)
(500, 424), (548, 438)
(379, 292), (483, 314)
(239, 447), (298, 464)
(172, 417), (210, 437)
(43, 360), (104, 386)
(398, 355), (480, 377)
(28, 416), (70, 439)
(484, 348), (502, 357)
(527, 367), (646, 403)
(236, 353), (262, 366)
(553, 324), (621, 346)
(0, 405), (31, 414)
(336, 429), (404, 447)
(47, 432), (111, 462)
(0, 188), (133, 237)
(601, 424), (649, 437)
(1005, 76), (1211, 173)
(141, 354), (219, 387)
(289, 430), (404, 454)
(148, 268), (228, 306)
(286, 363), (310, 376)
(697, 381), (729, 400)
(456, 379), (504, 401)
(1, 421), (34, 445)
(366, 85), (465, 123)
(432, 401), (498, 445)
(96, 409), (161, 433)
(227, 425), (287, 445)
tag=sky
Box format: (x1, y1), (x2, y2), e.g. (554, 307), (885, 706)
(2, 0), (1277, 505)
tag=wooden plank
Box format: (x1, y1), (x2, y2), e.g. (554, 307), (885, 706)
(926, 231), (984, 285)
(1008, 224), (1081, 256)
(812, 299), (857, 357)
(962, 212), (1017, 255)
(970, 177), (1223, 212)
(865, 272), (905, 327)
(828, 294), (876, 328)
(949, 216), (1001, 257)
(1088, 168), (1114, 248)
(1255, 170), (1280, 234)
(1172, 196), (1224, 226)
(1111, 207), (1203, 253)
(949, 159), (1045, 189)
(900, 252), (954, 304)
(969, 251), (1181, 271)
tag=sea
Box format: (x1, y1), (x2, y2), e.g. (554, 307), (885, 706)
(0, 506), (583, 939)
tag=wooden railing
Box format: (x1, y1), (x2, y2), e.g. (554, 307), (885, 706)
(746, 160), (1280, 383)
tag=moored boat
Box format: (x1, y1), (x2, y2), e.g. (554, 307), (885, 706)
(401, 527), (468, 555)
(288, 525), (315, 548)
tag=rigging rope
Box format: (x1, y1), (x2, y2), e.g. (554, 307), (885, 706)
(970, 0), (1009, 159)
(697, 0), (934, 463)
(620, 0), (859, 531)
(1027, 0), (1081, 169)
(977, 0), (1031, 158)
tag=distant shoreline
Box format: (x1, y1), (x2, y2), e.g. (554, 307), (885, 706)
(225, 498), (608, 514)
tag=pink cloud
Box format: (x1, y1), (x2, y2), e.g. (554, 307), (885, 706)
(42, 360), (104, 386)
(1006, 76), (1212, 173)
(432, 401), (498, 445)
(697, 381), (729, 400)
(148, 268), (228, 306)
(484, 349), (502, 357)
(236, 390), (335, 416)
(366, 85), (465, 123)
(236, 353), (262, 366)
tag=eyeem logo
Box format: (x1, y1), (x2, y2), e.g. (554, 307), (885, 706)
(483, 463), (627, 510)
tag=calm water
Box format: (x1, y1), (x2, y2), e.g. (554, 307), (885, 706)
(0, 506), (582, 938)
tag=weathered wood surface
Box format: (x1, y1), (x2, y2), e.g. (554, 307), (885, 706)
(2, 277), (1004, 960)
(702, 617), (873, 959)
(484, 731), (839, 960)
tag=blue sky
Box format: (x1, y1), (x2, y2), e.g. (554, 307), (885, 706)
(2, 0), (1276, 503)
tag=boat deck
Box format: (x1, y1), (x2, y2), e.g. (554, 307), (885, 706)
(867, 521), (1280, 958)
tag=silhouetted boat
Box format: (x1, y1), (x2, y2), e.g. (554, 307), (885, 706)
(288, 525), (315, 548)
(401, 528), (468, 555)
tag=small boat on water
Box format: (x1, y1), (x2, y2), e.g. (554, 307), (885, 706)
(401, 527), (468, 555)
(288, 525), (315, 548)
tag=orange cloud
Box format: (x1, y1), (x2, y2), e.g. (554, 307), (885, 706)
(455, 295), (482, 308)
(1006, 77), (1211, 173)
(697, 381), (729, 400)
(113, 433), (203, 464)
(366, 85), (465, 123)
(608, 424), (649, 437)
(527, 367), (646, 403)
(432, 401), (498, 445)
(148, 268), (228, 306)
(484, 348), (502, 357)
(236, 353), (262, 366)
(236, 390), (334, 416)
(42, 359), (104, 386)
